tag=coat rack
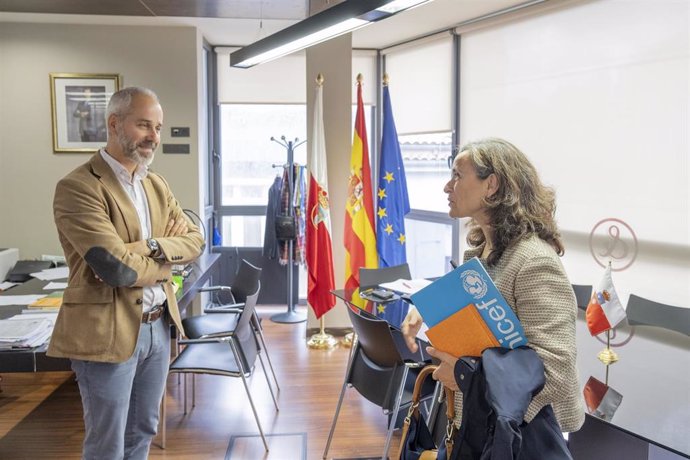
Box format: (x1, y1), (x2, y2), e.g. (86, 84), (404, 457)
(270, 135), (307, 324)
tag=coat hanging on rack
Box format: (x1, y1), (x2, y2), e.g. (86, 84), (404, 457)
(278, 164), (306, 265)
(262, 175), (282, 259)
(266, 135), (307, 324)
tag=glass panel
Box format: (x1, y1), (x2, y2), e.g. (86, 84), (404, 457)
(405, 218), (453, 279)
(220, 104), (307, 206)
(399, 132), (453, 213)
(221, 215), (266, 248)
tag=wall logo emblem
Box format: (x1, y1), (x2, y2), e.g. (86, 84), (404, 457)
(589, 218), (638, 272)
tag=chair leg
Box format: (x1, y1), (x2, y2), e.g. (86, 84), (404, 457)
(255, 324), (280, 392)
(229, 340), (269, 452)
(192, 374), (196, 408)
(160, 387), (167, 449)
(239, 371), (269, 452)
(258, 353), (279, 411)
(322, 379), (349, 459)
(383, 366), (410, 460)
(183, 373), (188, 415)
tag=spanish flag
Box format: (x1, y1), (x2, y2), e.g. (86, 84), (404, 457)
(344, 75), (378, 309)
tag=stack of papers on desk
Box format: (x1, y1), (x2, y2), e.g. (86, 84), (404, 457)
(30, 266), (69, 281)
(378, 278), (432, 295)
(0, 316), (54, 349)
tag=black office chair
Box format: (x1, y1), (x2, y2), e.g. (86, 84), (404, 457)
(185, 260), (279, 393)
(572, 284), (593, 310)
(626, 294), (689, 336)
(323, 303), (436, 459)
(359, 263), (411, 291)
(166, 287), (278, 452)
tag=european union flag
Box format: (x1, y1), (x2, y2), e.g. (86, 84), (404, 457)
(376, 80), (410, 327)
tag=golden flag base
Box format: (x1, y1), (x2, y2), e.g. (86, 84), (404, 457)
(597, 347), (619, 365)
(597, 330), (619, 365)
(307, 317), (338, 350)
(307, 332), (338, 349)
(341, 332), (354, 348)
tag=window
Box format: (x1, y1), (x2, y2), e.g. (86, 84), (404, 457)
(399, 132), (453, 213)
(218, 103), (306, 246)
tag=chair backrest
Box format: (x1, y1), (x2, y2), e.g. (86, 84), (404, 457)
(572, 284), (593, 310)
(346, 304), (403, 368)
(359, 263), (411, 291)
(345, 304), (434, 412)
(231, 259), (262, 304)
(234, 283), (261, 370)
(626, 294), (689, 336)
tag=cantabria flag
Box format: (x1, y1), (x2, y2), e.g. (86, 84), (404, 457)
(585, 264), (626, 336)
(583, 375), (623, 421)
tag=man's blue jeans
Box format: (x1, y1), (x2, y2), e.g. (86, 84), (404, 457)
(71, 316), (170, 460)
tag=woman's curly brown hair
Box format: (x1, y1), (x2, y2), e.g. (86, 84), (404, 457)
(458, 138), (564, 265)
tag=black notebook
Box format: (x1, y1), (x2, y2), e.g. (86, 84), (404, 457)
(6, 260), (54, 283)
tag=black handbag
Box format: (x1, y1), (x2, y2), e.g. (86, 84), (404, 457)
(399, 365), (457, 460)
(274, 214), (296, 241)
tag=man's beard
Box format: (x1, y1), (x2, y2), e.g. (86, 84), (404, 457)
(116, 127), (156, 167)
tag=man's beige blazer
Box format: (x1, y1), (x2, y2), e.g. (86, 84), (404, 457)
(47, 153), (205, 363)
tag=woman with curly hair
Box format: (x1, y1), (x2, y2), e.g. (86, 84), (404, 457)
(402, 138), (585, 449)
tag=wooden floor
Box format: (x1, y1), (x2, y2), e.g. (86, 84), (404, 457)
(0, 306), (404, 460)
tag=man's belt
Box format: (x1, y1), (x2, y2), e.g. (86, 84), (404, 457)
(142, 304), (166, 323)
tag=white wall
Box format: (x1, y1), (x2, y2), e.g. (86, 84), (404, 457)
(306, 34), (355, 329)
(459, 0), (689, 307)
(0, 23), (202, 259)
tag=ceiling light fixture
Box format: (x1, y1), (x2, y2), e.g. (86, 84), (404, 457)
(230, 0), (431, 68)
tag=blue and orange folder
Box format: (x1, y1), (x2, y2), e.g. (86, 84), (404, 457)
(410, 257), (528, 358)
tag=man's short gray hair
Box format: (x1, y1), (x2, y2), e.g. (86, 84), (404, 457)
(106, 87), (160, 120)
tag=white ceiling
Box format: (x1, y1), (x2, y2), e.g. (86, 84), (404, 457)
(0, 0), (531, 49)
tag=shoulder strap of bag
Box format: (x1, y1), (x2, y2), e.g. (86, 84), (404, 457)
(399, 365), (437, 456)
(444, 387), (457, 457)
(412, 365), (437, 404)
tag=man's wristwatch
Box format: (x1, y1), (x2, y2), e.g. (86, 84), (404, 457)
(146, 238), (160, 257)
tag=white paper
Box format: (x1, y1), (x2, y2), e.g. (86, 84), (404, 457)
(379, 278), (433, 295)
(17, 311), (59, 322)
(30, 266), (69, 280)
(0, 281), (19, 291)
(0, 295), (46, 306)
(43, 281), (68, 290)
(0, 317), (52, 340)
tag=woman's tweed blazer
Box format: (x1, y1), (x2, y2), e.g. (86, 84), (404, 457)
(454, 234), (585, 432)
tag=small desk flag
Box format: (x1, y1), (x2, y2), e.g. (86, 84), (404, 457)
(583, 375), (623, 421)
(586, 265), (626, 336)
(306, 78), (335, 319)
(344, 75), (378, 310)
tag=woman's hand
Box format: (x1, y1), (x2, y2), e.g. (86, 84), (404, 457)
(401, 308), (424, 353)
(426, 347), (459, 391)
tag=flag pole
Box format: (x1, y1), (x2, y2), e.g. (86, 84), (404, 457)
(306, 73), (338, 350)
(597, 323), (619, 365)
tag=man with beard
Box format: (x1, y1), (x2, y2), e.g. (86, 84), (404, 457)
(48, 87), (205, 460)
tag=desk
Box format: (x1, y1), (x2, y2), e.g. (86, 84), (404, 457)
(571, 311), (690, 459)
(0, 252), (220, 373)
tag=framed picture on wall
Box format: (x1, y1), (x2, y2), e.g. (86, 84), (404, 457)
(49, 73), (121, 153)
